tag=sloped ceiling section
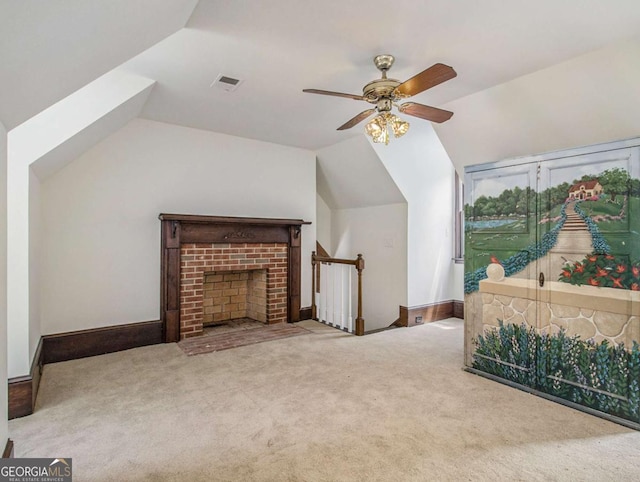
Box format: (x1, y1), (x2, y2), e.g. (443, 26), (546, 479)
(316, 135), (405, 210)
(0, 0), (197, 129)
(9, 70), (155, 180)
(435, 36), (640, 171)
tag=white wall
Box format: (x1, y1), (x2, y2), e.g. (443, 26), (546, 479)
(449, 263), (464, 301)
(29, 169), (41, 360)
(371, 122), (458, 306)
(40, 118), (316, 335)
(316, 193), (332, 255)
(6, 149), (30, 377)
(332, 203), (408, 331)
(437, 36), (640, 171)
(0, 121), (9, 448)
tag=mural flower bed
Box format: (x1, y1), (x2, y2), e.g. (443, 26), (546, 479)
(558, 253), (640, 291)
(473, 321), (640, 423)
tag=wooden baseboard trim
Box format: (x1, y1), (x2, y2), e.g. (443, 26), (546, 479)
(2, 439), (14, 458)
(8, 338), (44, 419)
(31, 338), (44, 410)
(42, 320), (163, 364)
(398, 300), (455, 327)
(299, 306), (312, 321)
(8, 376), (32, 420)
(453, 300), (464, 319)
(364, 325), (399, 335)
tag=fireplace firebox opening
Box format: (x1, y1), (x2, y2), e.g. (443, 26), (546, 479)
(202, 269), (267, 326)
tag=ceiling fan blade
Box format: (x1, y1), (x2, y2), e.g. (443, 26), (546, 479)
(337, 109), (376, 130)
(303, 89), (365, 101)
(395, 63), (457, 97)
(399, 102), (453, 123)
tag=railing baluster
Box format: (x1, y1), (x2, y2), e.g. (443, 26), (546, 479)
(311, 251), (317, 320)
(322, 262), (328, 323)
(348, 267), (352, 333)
(317, 266), (323, 322)
(320, 263), (328, 322)
(336, 264), (340, 329)
(340, 264), (344, 330)
(328, 263), (334, 326)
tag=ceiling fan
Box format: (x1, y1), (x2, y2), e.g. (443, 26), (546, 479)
(303, 54), (456, 144)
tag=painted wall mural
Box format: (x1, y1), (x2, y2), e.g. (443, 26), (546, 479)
(464, 139), (640, 428)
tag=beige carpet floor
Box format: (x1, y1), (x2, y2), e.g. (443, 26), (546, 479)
(9, 319), (640, 481)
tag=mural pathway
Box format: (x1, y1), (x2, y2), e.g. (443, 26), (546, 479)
(562, 201), (589, 232)
(542, 201), (594, 277)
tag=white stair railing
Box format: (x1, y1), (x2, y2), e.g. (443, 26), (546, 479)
(312, 251), (364, 335)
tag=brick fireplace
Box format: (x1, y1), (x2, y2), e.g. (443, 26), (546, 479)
(159, 214), (309, 343)
(180, 243), (288, 338)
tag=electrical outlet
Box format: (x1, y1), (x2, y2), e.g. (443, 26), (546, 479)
(415, 316), (423, 325)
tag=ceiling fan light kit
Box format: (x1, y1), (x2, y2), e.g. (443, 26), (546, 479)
(365, 113), (410, 145)
(303, 54), (456, 145)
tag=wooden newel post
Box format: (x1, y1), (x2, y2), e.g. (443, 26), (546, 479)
(355, 253), (365, 336)
(311, 251), (317, 320)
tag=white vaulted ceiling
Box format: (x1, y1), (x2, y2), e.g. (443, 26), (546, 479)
(120, 0), (640, 150)
(4, 0), (640, 160)
(0, 0), (198, 130)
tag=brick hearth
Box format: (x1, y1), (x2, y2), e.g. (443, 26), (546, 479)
(180, 243), (288, 339)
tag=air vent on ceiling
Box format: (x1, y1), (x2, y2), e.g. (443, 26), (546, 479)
(211, 74), (243, 92)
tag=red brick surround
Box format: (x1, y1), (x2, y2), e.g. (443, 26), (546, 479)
(180, 243), (288, 339)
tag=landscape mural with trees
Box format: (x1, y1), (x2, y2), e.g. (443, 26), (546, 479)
(465, 166), (640, 288)
(464, 145), (640, 427)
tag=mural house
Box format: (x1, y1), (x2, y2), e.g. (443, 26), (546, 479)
(568, 179), (603, 199)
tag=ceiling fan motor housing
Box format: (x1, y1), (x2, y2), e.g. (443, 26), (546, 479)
(362, 78), (401, 102)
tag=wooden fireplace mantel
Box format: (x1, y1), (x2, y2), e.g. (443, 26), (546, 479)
(159, 214), (310, 343)
(159, 213), (310, 226)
